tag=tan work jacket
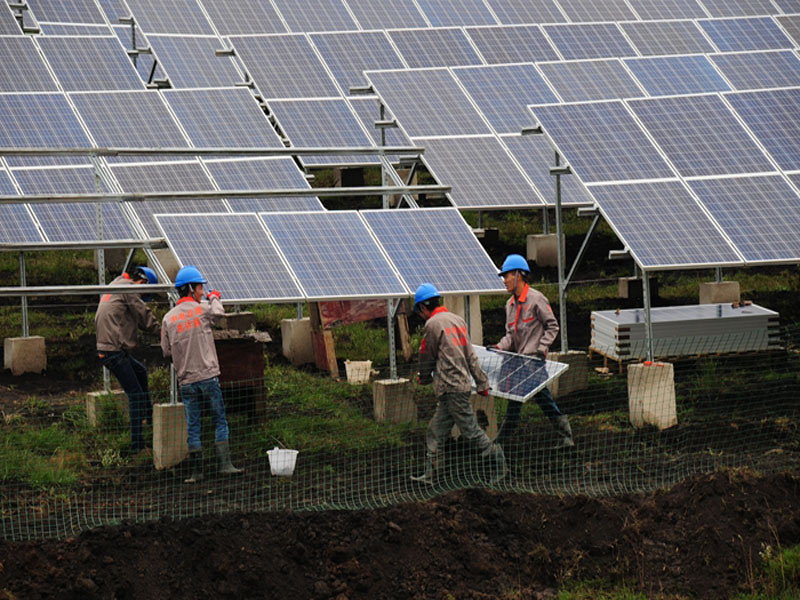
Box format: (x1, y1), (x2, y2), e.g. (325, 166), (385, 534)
(95, 274), (159, 352)
(161, 296), (225, 386)
(497, 284), (559, 356)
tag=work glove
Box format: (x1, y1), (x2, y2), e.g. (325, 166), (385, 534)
(207, 289), (221, 301)
(486, 344), (499, 352)
(534, 350), (546, 361)
(478, 388), (490, 397)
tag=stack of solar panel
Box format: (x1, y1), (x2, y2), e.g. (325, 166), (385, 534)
(590, 303), (781, 360)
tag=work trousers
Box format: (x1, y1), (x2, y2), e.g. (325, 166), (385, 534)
(97, 350), (152, 452)
(426, 391), (493, 456)
(496, 387), (563, 446)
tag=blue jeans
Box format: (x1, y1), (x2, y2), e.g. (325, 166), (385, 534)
(496, 387), (563, 447)
(179, 376), (230, 452)
(97, 350), (152, 452)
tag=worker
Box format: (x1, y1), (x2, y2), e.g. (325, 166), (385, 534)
(160, 265), (243, 483)
(492, 254), (574, 449)
(411, 283), (506, 485)
(95, 266), (160, 455)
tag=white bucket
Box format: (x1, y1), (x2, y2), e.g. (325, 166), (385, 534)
(345, 359), (372, 384)
(267, 447), (298, 476)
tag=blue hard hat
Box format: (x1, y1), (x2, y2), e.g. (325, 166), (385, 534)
(174, 265), (207, 288)
(498, 254), (530, 276)
(134, 266), (158, 285)
(414, 283), (440, 306)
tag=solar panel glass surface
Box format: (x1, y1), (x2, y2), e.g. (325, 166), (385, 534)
(156, 212), (304, 302)
(272, 0), (357, 32)
(146, 35), (244, 89)
(0, 3), (21, 34)
(343, 0), (428, 29)
(198, 0), (286, 35)
(589, 180), (742, 268)
(473, 346), (569, 402)
(626, 0), (707, 20)
(628, 94), (776, 177)
(624, 55), (731, 95)
(125, 0), (215, 34)
(361, 208), (505, 294)
(0, 205), (42, 243)
(774, 0), (800, 13)
(416, 0), (497, 26)
(37, 36), (144, 91)
(484, 0), (567, 24)
(387, 28), (483, 68)
(543, 23), (637, 60)
(620, 20), (716, 56)
(699, 17), (795, 51)
(260, 211), (408, 300)
(709, 51), (800, 90)
(464, 25), (560, 63)
(775, 15), (800, 46)
(96, 0), (129, 23)
(688, 175), (800, 262)
(556, 0), (637, 22)
(538, 59), (645, 102)
(0, 36), (59, 92)
(699, 0), (780, 17)
(26, 0), (106, 24)
(528, 101), (675, 183)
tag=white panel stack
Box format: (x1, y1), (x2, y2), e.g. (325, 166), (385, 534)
(591, 303), (780, 360)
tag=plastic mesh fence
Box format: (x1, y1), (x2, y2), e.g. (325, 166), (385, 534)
(1, 325), (799, 541)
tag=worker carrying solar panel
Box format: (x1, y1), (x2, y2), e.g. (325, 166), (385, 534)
(160, 266), (243, 483)
(490, 254), (574, 450)
(410, 283), (506, 486)
(95, 266), (160, 457)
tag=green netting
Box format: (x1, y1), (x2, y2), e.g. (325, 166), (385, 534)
(2, 325), (799, 541)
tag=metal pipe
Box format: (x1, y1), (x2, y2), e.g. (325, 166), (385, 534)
(643, 273), (654, 361)
(0, 146), (426, 157)
(0, 284), (175, 297)
(19, 252), (28, 337)
(0, 239), (167, 252)
(554, 155), (567, 352)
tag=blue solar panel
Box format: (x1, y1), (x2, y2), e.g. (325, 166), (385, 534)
(267, 99), (380, 167)
(688, 175), (800, 263)
(366, 68), (491, 138)
(501, 134), (594, 206)
(538, 59), (646, 102)
(0, 3), (21, 34)
(229, 35), (341, 99)
(26, 0), (106, 23)
(260, 211), (408, 300)
(453, 64), (559, 134)
(146, 35), (245, 89)
(387, 28), (483, 68)
(624, 55), (731, 95)
(420, 136), (542, 208)
(37, 36), (143, 91)
(464, 25), (560, 63)
(709, 51), (800, 90)
(699, 17), (795, 52)
(97, 0), (129, 23)
(0, 36), (59, 92)
(543, 23), (638, 60)
(0, 205), (42, 243)
(272, 0), (358, 32)
(775, 1), (800, 14)
(198, 0), (286, 35)
(725, 88), (800, 171)
(156, 212), (304, 302)
(528, 101), (675, 183)
(620, 20), (717, 56)
(484, 0), (567, 24)
(699, 0), (779, 17)
(588, 180), (742, 268)
(416, 0), (497, 26)
(775, 15), (800, 46)
(344, 0), (428, 28)
(556, 0), (637, 22)
(626, 0), (707, 20)
(310, 31), (405, 93)
(125, 0), (215, 34)
(474, 346), (569, 403)
(361, 208), (505, 294)
(204, 158), (325, 212)
(163, 88), (284, 149)
(628, 94), (776, 177)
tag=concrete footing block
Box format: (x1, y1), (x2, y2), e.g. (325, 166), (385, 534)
(221, 311), (256, 332)
(452, 393), (497, 440)
(627, 362), (677, 430)
(3, 336), (46, 375)
(699, 281), (740, 304)
(373, 378), (416, 423)
(443, 295), (483, 346)
(153, 403), (188, 470)
(527, 234), (562, 268)
(86, 389), (128, 426)
(547, 350), (588, 397)
(281, 317), (315, 366)
(618, 276), (659, 300)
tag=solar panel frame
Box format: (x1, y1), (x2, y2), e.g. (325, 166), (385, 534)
(537, 58), (647, 103)
(619, 20), (717, 56)
(271, 0), (358, 33)
(197, 0), (287, 35)
(483, 0), (567, 25)
(555, 0), (637, 22)
(37, 22), (112, 35)
(343, 0), (429, 29)
(361, 207), (506, 294)
(698, 16), (795, 52)
(542, 23), (639, 60)
(464, 25), (560, 63)
(387, 27), (484, 68)
(25, 0), (107, 24)
(156, 212), (305, 303)
(709, 50), (800, 90)
(626, 0), (708, 20)
(124, 0), (215, 35)
(0, 36), (59, 92)
(259, 210), (410, 301)
(145, 34), (246, 89)
(624, 55), (732, 95)
(415, 0), (498, 27)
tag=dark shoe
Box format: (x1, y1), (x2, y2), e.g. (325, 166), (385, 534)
(184, 450), (203, 483)
(215, 441), (244, 475)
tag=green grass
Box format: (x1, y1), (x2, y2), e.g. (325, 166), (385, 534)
(734, 543), (800, 600)
(558, 579), (688, 599)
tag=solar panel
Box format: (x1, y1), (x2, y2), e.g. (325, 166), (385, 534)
(452, 64), (559, 133)
(228, 35), (341, 99)
(688, 175), (800, 262)
(588, 180), (742, 268)
(473, 346), (569, 403)
(464, 25), (560, 63)
(146, 35), (245, 89)
(124, 0), (215, 34)
(528, 101), (675, 183)
(542, 23), (638, 60)
(26, 0), (106, 24)
(420, 135), (542, 208)
(259, 211), (408, 300)
(0, 205), (42, 243)
(204, 157), (325, 212)
(37, 36), (144, 91)
(347, 96), (416, 159)
(501, 134), (594, 206)
(556, 0), (637, 22)
(97, 0), (129, 23)
(0, 3), (21, 34)
(619, 20), (717, 56)
(725, 88), (800, 171)
(537, 59), (646, 103)
(37, 23), (112, 35)
(699, 0), (779, 17)
(774, 0), (800, 13)
(309, 31), (405, 94)
(775, 15), (800, 46)
(156, 212), (304, 302)
(416, 0), (497, 26)
(361, 207), (505, 294)
(267, 98), (380, 167)
(709, 51), (800, 90)
(366, 68), (491, 138)
(628, 94), (776, 177)
(163, 88), (284, 149)
(198, 0), (286, 35)
(624, 55), (731, 95)
(387, 28), (483, 68)
(272, 0), (358, 32)
(483, 0), (567, 25)
(0, 36), (59, 92)
(626, 0), (707, 20)
(699, 17), (795, 52)
(343, 0), (429, 29)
